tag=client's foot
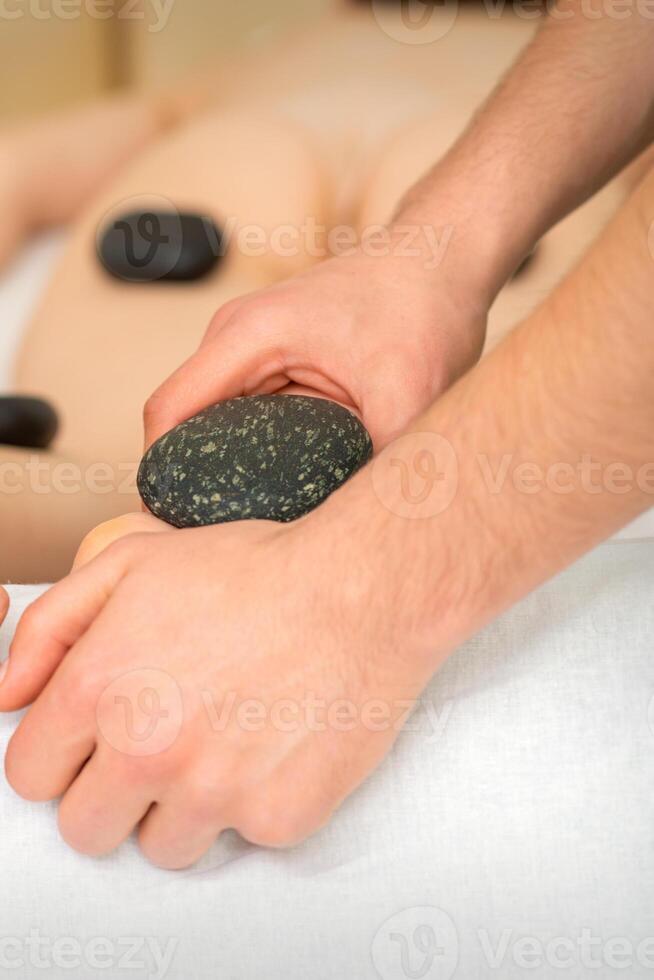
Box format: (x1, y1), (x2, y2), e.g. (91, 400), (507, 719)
(73, 513), (170, 570)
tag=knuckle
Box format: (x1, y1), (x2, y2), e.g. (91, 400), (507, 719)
(47, 661), (105, 728)
(121, 745), (180, 784)
(237, 295), (285, 333)
(137, 836), (170, 870)
(62, 662), (101, 711)
(240, 797), (313, 849)
(179, 754), (240, 816)
(101, 533), (143, 568)
(143, 388), (166, 426)
(205, 296), (245, 338)
(182, 772), (222, 818)
(137, 828), (188, 871)
(113, 753), (159, 789)
(229, 306), (263, 339)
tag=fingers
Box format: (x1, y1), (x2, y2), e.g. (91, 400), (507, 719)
(58, 749), (154, 857)
(138, 795), (229, 870)
(0, 539), (134, 711)
(5, 664), (97, 801)
(4, 589), (150, 801)
(143, 304), (282, 449)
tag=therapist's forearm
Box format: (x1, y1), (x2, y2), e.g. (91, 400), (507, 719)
(324, 164), (654, 678)
(396, 4), (654, 305)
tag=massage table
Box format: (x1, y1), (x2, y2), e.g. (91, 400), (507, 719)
(0, 237), (653, 979)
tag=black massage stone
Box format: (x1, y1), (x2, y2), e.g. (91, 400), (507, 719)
(138, 395), (373, 527)
(98, 210), (223, 282)
(0, 396), (59, 449)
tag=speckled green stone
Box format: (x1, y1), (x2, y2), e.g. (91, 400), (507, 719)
(138, 395), (373, 527)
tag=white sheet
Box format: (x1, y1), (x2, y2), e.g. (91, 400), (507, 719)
(1, 236), (654, 979)
(0, 232), (66, 391)
(0, 541), (653, 979)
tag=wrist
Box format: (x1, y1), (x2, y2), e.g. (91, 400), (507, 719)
(346, 239), (489, 389)
(308, 454), (462, 687)
(393, 154), (541, 309)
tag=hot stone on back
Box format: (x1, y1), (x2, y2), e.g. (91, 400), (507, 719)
(98, 210), (224, 283)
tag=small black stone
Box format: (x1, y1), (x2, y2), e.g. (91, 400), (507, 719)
(138, 395), (373, 527)
(0, 396), (59, 449)
(98, 210), (224, 283)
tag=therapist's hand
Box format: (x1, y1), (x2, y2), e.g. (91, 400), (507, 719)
(0, 513), (426, 869)
(143, 248), (487, 451)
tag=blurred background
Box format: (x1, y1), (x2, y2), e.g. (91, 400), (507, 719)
(0, 0), (329, 116)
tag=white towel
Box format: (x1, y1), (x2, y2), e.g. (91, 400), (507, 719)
(0, 540), (652, 980)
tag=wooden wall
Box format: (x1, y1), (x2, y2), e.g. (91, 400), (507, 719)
(0, 0), (329, 118)
(126, 0), (328, 88)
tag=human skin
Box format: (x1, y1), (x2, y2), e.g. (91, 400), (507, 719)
(144, 2), (654, 452)
(0, 515), (161, 638)
(2, 6), (555, 581)
(0, 78), (221, 271)
(1, 163), (653, 868)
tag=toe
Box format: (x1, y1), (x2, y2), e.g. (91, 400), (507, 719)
(73, 514), (170, 570)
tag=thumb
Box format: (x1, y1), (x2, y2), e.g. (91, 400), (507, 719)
(0, 541), (133, 711)
(143, 317), (280, 450)
(360, 362), (427, 451)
